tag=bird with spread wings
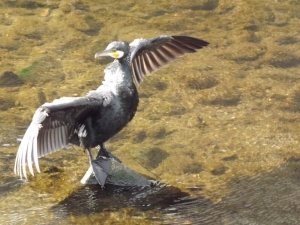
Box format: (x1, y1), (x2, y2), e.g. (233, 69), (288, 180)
(14, 35), (209, 186)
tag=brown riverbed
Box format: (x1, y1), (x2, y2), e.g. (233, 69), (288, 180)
(1, 0), (300, 224)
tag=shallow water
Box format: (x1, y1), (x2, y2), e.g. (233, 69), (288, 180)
(1, 0), (300, 224)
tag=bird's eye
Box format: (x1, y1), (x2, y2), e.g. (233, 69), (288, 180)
(111, 49), (117, 52)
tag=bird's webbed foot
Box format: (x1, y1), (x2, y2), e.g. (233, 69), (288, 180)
(97, 143), (122, 163)
(91, 157), (111, 187)
(86, 148), (110, 187)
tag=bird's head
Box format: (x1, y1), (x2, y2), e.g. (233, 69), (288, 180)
(95, 41), (129, 59)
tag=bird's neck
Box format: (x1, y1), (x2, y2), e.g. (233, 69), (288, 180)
(100, 59), (135, 92)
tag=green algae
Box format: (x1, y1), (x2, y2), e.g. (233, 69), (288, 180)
(15, 56), (65, 85)
(17, 61), (39, 80)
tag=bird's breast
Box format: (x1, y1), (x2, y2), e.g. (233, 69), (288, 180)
(85, 85), (138, 146)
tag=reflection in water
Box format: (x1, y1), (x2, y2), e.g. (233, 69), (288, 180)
(53, 184), (190, 216)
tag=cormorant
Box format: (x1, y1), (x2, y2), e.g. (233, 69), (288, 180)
(14, 35), (209, 186)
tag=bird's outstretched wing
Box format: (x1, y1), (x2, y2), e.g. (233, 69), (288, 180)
(14, 90), (113, 179)
(129, 35), (209, 86)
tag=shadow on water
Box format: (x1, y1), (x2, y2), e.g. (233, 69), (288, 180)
(52, 183), (197, 215)
(50, 157), (300, 224)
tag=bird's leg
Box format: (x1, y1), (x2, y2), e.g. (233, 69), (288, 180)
(97, 143), (109, 158)
(86, 148), (109, 187)
(86, 148), (93, 162)
(96, 143), (122, 163)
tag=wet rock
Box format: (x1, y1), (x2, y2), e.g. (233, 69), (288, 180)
(210, 165), (228, 175)
(10, 0), (59, 9)
(269, 52), (300, 68)
(222, 154), (238, 161)
(0, 71), (24, 87)
(290, 90), (300, 112)
(0, 38), (19, 51)
(243, 23), (259, 32)
(187, 75), (219, 90)
(20, 1), (46, 9)
(132, 130), (147, 143)
(154, 81), (168, 91)
(81, 159), (151, 186)
(0, 97), (15, 111)
(131, 147), (169, 170)
(183, 162), (203, 174)
(0, 15), (13, 26)
(264, 73), (300, 83)
(198, 0), (219, 10)
(66, 11), (102, 36)
(8, 18), (48, 40)
(210, 94), (240, 106)
(44, 166), (63, 174)
(278, 36), (298, 45)
(178, 0), (219, 11)
(167, 104), (187, 116)
(59, 2), (72, 13)
(147, 126), (167, 139)
(287, 156), (300, 163)
(4, 0), (46, 9)
(72, 0), (90, 11)
(143, 10), (167, 20)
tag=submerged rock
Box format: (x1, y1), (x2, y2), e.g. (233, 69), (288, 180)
(0, 97), (15, 111)
(81, 158), (152, 187)
(0, 71), (24, 87)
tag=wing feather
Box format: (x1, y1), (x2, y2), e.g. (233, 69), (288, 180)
(47, 129), (52, 156)
(152, 49), (169, 65)
(163, 42), (184, 56)
(41, 129), (47, 158)
(136, 55), (144, 82)
(157, 46), (175, 61)
(33, 135), (39, 172)
(27, 137), (34, 175)
(146, 51), (160, 70)
(130, 35), (209, 86)
(56, 127), (61, 149)
(141, 52), (152, 76)
(139, 54), (147, 76)
(133, 57), (143, 83)
(14, 91), (108, 179)
(61, 126), (68, 147)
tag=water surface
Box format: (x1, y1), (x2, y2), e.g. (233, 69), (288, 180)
(1, 0), (300, 224)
